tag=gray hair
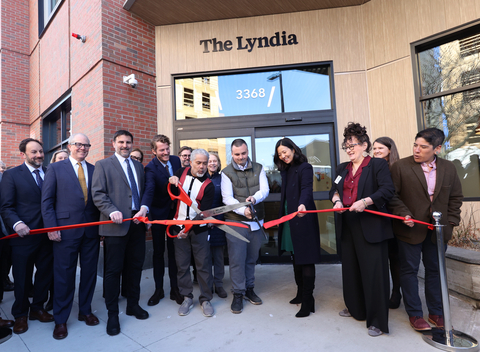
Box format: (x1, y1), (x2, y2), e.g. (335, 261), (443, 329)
(0, 160), (6, 172)
(69, 133), (90, 144)
(191, 148), (209, 162)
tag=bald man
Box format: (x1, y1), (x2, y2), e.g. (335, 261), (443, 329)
(42, 133), (100, 340)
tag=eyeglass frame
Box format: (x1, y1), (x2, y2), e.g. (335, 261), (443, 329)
(180, 153), (191, 159)
(70, 142), (92, 149)
(130, 155), (142, 162)
(341, 143), (360, 151)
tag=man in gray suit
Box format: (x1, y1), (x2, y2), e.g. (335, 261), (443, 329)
(92, 130), (149, 336)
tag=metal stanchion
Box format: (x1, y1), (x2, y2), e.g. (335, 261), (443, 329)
(422, 212), (479, 352)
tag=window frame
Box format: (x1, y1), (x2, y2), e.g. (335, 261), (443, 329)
(411, 19), (480, 201)
(38, 0), (64, 37)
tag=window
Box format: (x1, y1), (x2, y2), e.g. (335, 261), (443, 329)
(414, 22), (480, 199)
(183, 88), (194, 107)
(43, 96), (71, 165)
(38, 0), (63, 36)
(174, 64), (332, 120)
(202, 92), (210, 111)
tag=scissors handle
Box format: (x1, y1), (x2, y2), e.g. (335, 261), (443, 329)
(167, 182), (192, 207)
(166, 224), (193, 238)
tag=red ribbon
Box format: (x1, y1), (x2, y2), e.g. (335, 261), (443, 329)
(1, 217), (249, 240)
(263, 208), (435, 230)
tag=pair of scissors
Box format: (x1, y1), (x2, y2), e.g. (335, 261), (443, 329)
(249, 203), (268, 241)
(167, 183), (251, 242)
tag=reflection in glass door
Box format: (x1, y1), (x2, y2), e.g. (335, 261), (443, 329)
(255, 125), (338, 263)
(176, 123), (339, 263)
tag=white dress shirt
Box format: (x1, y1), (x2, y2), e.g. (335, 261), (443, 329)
(221, 161), (269, 231)
(69, 156), (88, 187)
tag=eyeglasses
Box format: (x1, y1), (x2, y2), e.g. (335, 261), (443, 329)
(342, 143), (360, 151)
(70, 142), (91, 149)
(131, 156), (142, 162)
(180, 154), (191, 159)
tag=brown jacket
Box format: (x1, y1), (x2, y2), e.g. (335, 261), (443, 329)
(389, 156), (463, 244)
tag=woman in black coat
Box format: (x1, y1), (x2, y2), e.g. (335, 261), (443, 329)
(329, 123), (395, 337)
(274, 138), (321, 318)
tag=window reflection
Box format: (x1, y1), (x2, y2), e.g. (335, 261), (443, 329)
(175, 65), (331, 119)
(255, 134), (332, 193)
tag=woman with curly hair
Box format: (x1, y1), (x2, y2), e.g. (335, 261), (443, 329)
(329, 123), (395, 336)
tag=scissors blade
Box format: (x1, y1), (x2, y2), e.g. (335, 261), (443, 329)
(215, 223), (250, 243)
(195, 202), (251, 219)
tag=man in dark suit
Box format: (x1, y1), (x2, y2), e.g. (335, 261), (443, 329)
(136, 134), (182, 306)
(0, 138), (54, 334)
(389, 128), (463, 332)
(92, 130), (149, 336)
(41, 133), (101, 340)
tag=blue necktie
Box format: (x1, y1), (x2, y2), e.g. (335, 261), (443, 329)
(126, 159), (140, 210)
(33, 169), (43, 190)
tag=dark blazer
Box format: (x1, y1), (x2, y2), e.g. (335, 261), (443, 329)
(208, 171), (227, 247)
(41, 159), (100, 239)
(329, 157), (394, 244)
(0, 163), (48, 246)
(389, 156), (463, 244)
(91, 154), (145, 237)
(278, 162), (321, 265)
(141, 155), (181, 221)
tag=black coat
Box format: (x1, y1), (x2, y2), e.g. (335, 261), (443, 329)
(278, 162), (321, 265)
(329, 157), (395, 244)
(208, 171), (226, 247)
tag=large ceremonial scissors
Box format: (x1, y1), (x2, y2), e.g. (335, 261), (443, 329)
(167, 183), (251, 242)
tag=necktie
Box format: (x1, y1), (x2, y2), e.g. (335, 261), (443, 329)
(77, 162), (88, 205)
(33, 169), (43, 190)
(126, 159), (140, 210)
(165, 164), (172, 177)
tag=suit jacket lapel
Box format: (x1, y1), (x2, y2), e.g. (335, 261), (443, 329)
(110, 155), (129, 187)
(21, 164), (41, 196)
(62, 159), (83, 194)
(154, 157), (169, 178)
(87, 162), (94, 201)
(432, 158), (445, 203)
(134, 161), (144, 194)
(411, 160), (429, 197)
(336, 165), (349, 198)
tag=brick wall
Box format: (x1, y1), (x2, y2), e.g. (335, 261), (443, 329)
(0, 0), (30, 165)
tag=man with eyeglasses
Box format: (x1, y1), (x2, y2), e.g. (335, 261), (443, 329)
(41, 133), (101, 339)
(178, 146), (193, 167)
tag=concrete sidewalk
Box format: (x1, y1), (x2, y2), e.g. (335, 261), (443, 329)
(1, 264), (479, 352)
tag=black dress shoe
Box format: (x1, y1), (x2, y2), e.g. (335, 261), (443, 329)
(170, 287), (183, 305)
(0, 327), (12, 344)
(389, 291), (402, 309)
(126, 305), (149, 320)
(106, 315), (120, 336)
(53, 323), (68, 340)
(78, 313), (100, 326)
(215, 287), (228, 298)
(147, 290), (165, 306)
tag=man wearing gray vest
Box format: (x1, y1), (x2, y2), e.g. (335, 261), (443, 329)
(221, 139), (269, 314)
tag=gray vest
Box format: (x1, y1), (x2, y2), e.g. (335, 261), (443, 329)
(222, 159), (265, 221)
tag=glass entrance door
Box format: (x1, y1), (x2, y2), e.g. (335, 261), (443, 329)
(177, 123), (339, 263)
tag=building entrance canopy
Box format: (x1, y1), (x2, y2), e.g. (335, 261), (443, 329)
(123, 0), (370, 26)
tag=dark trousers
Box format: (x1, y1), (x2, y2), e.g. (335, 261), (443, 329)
(152, 224), (178, 291)
(104, 222), (146, 315)
(341, 212), (389, 333)
(53, 234), (99, 324)
(397, 235), (444, 317)
(174, 230), (213, 304)
(0, 238), (6, 301)
(11, 238), (53, 318)
(210, 245), (225, 288)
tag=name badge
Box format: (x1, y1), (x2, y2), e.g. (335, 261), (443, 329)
(334, 176), (342, 184)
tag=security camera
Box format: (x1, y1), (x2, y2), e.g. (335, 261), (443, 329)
(123, 74), (138, 88)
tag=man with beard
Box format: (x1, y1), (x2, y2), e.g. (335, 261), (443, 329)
(168, 149), (215, 317)
(92, 130), (148, 336)
(0, 138), (54, 334)
(136, 135), (182, 306)
(178, 146), (192, 167)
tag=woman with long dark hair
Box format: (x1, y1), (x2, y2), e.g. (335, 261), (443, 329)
(274, 138), (321, 318)
(373, 137), (402, 309)
(330, 123), (395, 336)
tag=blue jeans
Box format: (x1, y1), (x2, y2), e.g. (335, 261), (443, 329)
(225, 221), (262, 295)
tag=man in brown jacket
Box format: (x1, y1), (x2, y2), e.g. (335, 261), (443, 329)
(389, 128), (463, 332)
